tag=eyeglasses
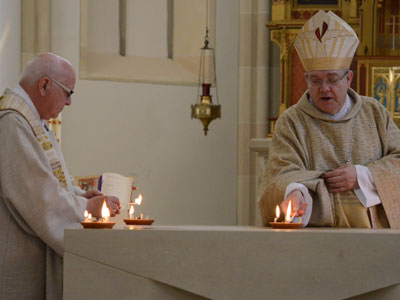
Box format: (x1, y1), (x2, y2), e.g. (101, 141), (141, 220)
(49, 78), (74, 97)
(307, 70), (349, 88)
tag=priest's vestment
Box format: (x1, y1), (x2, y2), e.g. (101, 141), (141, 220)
(259, 89), (400, 228)
(0, 90), (87, 299)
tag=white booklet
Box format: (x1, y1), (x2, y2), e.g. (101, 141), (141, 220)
(100, 172), (134, 209)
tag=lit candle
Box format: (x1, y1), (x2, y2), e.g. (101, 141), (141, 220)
(288, 201), (298, 223)
(129, 205), (134, 219)
(84, 210), (89, 222)
(101, 200), (110, 222)
(88, 213), (93, 221)
(134, 194), (143, 219)
(134, 194), (142, 205)
(274, 205), (280, 223)
(285, 200), (292, 223)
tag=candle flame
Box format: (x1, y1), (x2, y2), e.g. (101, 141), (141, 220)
(275, 205), (280, 219)
(88, 213), (92, 219)
(285, 200), (292, 223)
(84, 210), (88, 218)
(101, 200), (110, 221)
(129, 205), (134, 215)
(135, 194), (142, 205)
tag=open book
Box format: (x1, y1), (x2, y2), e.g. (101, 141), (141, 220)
(99, 172), (134, 210)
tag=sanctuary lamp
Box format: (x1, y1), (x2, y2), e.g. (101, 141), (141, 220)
(191, 0), (220, 135)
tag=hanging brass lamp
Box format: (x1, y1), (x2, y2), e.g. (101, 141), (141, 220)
(191, 27), (221, 136)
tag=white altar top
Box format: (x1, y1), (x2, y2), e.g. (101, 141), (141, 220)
(64, 225), (400, 300)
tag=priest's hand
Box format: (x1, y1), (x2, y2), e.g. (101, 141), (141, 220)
(321, 164), (359, 193)
(280, 189), (307, 217)
(86, 195), (121, 218)
(81, 189), (103, 199)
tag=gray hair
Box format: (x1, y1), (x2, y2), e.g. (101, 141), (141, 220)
(19, 53), (72, 87)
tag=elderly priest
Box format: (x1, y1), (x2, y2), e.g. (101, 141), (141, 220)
(259, 10), (400, 229)
(0, 53), (120, 300)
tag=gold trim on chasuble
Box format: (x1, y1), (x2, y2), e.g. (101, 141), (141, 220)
(0, 89), (67, 188)
(333, 192), (371, 228)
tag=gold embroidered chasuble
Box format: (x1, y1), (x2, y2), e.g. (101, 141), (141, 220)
(0, 89), (68, 188)
(258, 89), (400, 228)
(0, 89), (86, 299)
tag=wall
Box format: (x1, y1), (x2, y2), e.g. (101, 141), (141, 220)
(0, 0), (20, 92)
(80, 0), (216, 85)
(51, 0), (239, 225)
(237, 0), (272, 225)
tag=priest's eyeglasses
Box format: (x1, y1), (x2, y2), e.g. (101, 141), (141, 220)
(307, 70), (349, 88)
(50, 78), (74, 97)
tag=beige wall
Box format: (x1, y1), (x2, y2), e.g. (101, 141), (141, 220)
(81, 0), (216, 86)
(0, 0), (21, 92)
(86, 0), (212, 58)
(237, 0), (270, 225)
(51, 0), (239, 225)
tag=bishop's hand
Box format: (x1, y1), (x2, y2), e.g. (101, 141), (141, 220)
(321, 164), (359, 193)
(280, 189), (307, 217)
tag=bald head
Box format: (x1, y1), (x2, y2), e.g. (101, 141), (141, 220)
(19, 53), (76, 120)
(19, 53), (74, 88)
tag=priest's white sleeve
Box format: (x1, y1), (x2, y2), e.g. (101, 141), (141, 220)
(353, 165), (381, 207)
(284, 183), (312, 227)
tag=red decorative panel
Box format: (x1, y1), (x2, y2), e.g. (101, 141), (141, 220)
(391, 0), (399, 15)
(292, 11), (301, 19)
(290, 49), (307, 106)
(281, 60), (285, 105)
(378, 4), (385, 34)
(334, 10), (342, 17)
(359, 64), (367, 96)
(303, 11), (311, 19)
(350, 59), (357, 91)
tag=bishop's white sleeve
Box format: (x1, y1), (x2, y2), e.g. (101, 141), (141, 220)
(284, 183), (312, 227)
(354, 165), (381, 207)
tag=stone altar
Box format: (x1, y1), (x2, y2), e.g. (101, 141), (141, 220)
(64, 225), (400, 299)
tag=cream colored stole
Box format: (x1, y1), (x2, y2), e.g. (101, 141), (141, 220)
(333, 191), (371, 228)
(0, 89), (68, 188)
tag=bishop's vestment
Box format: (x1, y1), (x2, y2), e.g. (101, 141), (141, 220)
(259, 89), (400, 228)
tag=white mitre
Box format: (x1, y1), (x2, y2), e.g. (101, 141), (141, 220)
(294, 10), (359, 71)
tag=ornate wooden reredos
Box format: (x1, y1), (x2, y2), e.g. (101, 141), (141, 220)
(268, 0), (400, 126)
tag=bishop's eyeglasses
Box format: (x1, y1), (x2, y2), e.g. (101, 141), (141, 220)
(306, 70), (349, 88)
